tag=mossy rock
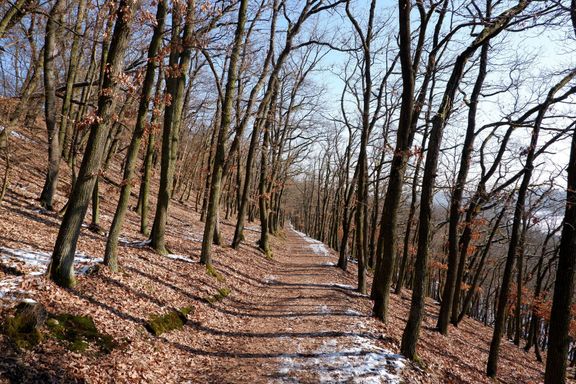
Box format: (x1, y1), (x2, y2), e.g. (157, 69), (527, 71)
(144, 306), (194, 336)
(46, 313), (116, 353)
(3, 302), (47, 349)
(205, 287), (231, 304)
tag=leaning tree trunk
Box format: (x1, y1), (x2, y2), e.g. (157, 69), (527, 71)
(232, 112), (265, 248)
(371, 0), (414, 319)
(47, 0), (135, 288)
(136, 72), (163, 235)
(59, 0), (87, 160)
(438, 38), (489, 334)
(0, 0), (36, 38)
(255, 91), (278, 257)
(401, 0), (531, 359)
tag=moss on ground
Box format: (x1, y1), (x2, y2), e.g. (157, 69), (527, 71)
(144, 306), (194, 336)
(2, 303), (115, 353)
(205, 264), (225, 283)
(2, 302), (46, 349)
(205, 287), (231, 304)
(4, 314), (44, 349)
(46, 313), (116, 353)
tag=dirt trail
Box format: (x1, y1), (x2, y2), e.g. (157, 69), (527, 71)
(193, 228), (405, 383)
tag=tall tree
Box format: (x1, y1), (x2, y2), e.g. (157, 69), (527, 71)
(371, 0), (414, 316)
(544, 137), (576, 382)
(47, 0), (136, 287)
(38, 0), (64, 210)
(200, 0), (249, 265)
(437, 7), (491, 334)
(104, 0), (167, 270)
(149, 0), (195, 254)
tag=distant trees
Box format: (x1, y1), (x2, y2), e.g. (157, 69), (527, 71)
(286, 0), (576, 380)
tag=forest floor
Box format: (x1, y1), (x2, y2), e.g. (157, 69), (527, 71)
(0, 122), (555, 383)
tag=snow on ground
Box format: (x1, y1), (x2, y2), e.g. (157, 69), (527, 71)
(119, 238), (151, 247)
(264, 275), (277, 284)
(313, 336), (405, 384)
(275, 334), (405, 383)
(289, 225), (331, 257)
(9, 130), (31, 141)
(165, 254), (195, 263)
(0, 247), (103, 303)
(333, 283), (355, 290)
(345, 309), (363, 316)
(185, 233), (204, 242)
(319, 305), (331, 314)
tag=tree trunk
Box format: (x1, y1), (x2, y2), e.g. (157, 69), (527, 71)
(372, 0), (414, 319)
(401, 0), (530, 358)
(438, 37), (489, 334)
(59, 0), (87, 160)
(104, 0), (166, 270)
(150, 0), (195, 254)
(200, 0), (249, 265)
(47, 0), (136, 288)
(39, 0), (64, 211)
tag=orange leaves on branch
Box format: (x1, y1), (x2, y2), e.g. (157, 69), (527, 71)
(430, 260), (448, 271)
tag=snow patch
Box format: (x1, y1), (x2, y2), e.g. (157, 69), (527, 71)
(274, 335), (405, 383)
(119, 238), (151, 247)
(185, 234), (204, 242)
(313, 336), (405, 383)
(0, 247), (102, 302)
(291, 228), (330, 257)
(9, 130), (31, 141)
(165, 254), (195, 263)
(345, 309), (363, 316)
(321, 261), (335, 266)
(318, 305), (330, 314)
(263, 275), (277, 284)
(333, 283), (355, 290)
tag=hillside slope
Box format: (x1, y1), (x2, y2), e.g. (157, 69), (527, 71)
(0, 123), (549, 383)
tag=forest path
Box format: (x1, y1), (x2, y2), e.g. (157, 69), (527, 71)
(195, 228), (405, 383)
